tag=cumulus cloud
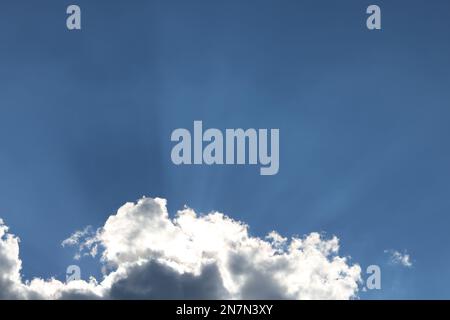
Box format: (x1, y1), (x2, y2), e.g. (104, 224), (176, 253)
(0, 197), (362, 299)
(0, 219), (24, 299)
(385, 249), (413, 268)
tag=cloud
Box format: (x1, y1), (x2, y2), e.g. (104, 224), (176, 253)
(385, 249), (413, 268)
(61, 225), (97, 260)
(0, 219), (24, 299)
(0, 197), (362, 299)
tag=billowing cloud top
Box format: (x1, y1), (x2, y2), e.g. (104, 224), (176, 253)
(0, 197), (362, 299)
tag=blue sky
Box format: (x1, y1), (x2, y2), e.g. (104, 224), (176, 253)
(0, 0), (450, 299)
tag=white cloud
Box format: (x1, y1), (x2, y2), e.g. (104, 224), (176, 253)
(61, 225), (93, 247)
(61, 226), (97, 260)
(0, 219), (24, 299)
(0, 197), (362, 299)
(385, 249), (413, 268)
